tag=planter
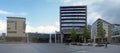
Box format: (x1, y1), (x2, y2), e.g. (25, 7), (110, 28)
(65, 43), (69, 45)
(77, 43), (83, 46)
(71, 42), (77, 45)
(95, 43), (104, 47)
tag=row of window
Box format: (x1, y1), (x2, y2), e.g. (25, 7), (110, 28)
(61, 24), (85, 26)
(61, 9), (86, 11)
(61, 27), (82, 30)
(7, 21), (15, 23)
(61, 17), (86, 19)
(61, 12), (86, 14)
(61, 8), (86, 10)
(61, 11), (86, 13)
(112, 31), (120, 35)
(61, 20), (86, 22)
(61, 14), (86, 15)
(61, 6), (86, 8)
(61, 15), (86, 17)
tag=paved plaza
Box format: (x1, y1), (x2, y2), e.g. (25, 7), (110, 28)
(0, 43), (119, 53)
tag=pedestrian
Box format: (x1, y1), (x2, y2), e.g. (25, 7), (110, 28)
(105, 40), (108, 48)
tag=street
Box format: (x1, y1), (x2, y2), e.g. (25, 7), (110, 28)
(0, 43), (119, 53)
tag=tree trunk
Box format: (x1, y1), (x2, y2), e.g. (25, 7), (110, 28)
(101, 38), (103, 43)
(84, 38), (86, 43)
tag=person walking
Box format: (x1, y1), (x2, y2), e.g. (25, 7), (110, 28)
(105, 39), (108, 48)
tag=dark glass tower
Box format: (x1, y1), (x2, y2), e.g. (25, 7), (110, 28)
(60, 6), (87, 42)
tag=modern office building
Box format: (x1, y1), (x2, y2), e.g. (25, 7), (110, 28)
(91, 19), (114, 43)
(113, 24), (120, 27)
(60, 5), (87, 42)
(6, 17), (26, 42)
(27, 32), (61, 43)
(1, 33), (6, 39)
(112, 26), (120, 43)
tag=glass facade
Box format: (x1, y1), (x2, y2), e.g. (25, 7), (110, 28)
(112, 27), (120, 37)
(61, 24), (85, 26)
(61, 14), (86, 15)
(61, 17), (86, 19)
(60, 6), (87, 43)
(61, 20), (86, 22)
(61, 27), (81, 30)
(60, 6), (87, 31)
(112, 26), (120, 43)
(61, 11), (86, 12)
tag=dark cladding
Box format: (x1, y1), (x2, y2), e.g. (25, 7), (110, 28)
(60, 5), (87, 43)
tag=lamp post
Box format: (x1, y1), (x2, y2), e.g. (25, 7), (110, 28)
(49, 33), (52, 43)
(61, 32), (63, 43)
(55, 31), (57, 43)
(93, 35), (96, 47)
(27, 33), (29, 43)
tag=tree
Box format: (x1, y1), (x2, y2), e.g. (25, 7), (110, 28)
(70, 27), (77, 42)
(83, 25), (90, 43)
(97, 21), (106, 43)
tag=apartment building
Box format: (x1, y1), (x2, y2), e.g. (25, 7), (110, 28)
(91, 19), (114, 43)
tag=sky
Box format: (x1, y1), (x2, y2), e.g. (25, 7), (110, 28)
(0, 0), (120, 34)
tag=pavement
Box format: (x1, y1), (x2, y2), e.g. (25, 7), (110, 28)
(0, 43), (119, 53)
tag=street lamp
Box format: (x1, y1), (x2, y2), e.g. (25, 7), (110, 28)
(55, 31), (57, 43)
(49, 33), (52, 43)
(26, 33), (29, 43)
(61, 32), (63, 43)
(93, 34), (96, 47)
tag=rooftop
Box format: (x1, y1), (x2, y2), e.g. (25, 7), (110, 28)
(7, 17), (26, 20)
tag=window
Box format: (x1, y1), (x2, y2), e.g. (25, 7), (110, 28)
(7, 28), (11, 30)
(61, 27), (81, 30)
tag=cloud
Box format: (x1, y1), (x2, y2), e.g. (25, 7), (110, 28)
(0, 10), (14, 15)
(91, 0), (120, 24)
(49, 0), (71, 3)
(87, 12), (102, 25)
(16, 12), (28, 16)
(72, 1), (86, 6)
(0, 9), (28, 16)
(26, 21), (60, 33)
(72, 0), (120, 25)
(0, 20), (6, 34)
(71, 1), (102, 25)
(0, 19), (60, 34)
(61, 0), (71, 3)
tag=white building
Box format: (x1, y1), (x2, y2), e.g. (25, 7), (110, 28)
(7, 17), (26, 42)
(91, 19), (113, 43)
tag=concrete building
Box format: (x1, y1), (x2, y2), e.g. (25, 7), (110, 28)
(60, 5), (87, 42)
(91, 19), (114, 43)
(112, 26), (120, 43)
(6, 17), (26, 42)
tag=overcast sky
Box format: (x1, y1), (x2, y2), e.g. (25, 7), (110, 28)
(0, 0), (120, 34)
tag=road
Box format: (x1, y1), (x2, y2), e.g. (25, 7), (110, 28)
(0, 43), (119, 53)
